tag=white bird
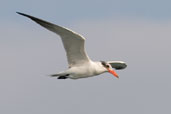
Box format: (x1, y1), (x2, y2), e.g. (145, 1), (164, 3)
(17, 12), (127, 79)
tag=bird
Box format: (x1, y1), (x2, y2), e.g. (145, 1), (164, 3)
(17, 12), (127, 79)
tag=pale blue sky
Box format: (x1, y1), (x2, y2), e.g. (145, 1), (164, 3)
(2, 0), (171, 22)
(1, 0), (171, 114)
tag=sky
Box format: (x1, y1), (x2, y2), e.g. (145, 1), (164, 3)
(0, 0), (171, 114)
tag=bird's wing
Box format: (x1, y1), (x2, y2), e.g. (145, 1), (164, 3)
(107, 61), (127, 70)
(17, 12), (91, 67)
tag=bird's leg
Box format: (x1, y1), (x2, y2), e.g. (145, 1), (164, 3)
(57, 74), (69, 79)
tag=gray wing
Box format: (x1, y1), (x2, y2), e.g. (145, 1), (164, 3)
(107, 61), (127, 70)
(17, 12), (91, 67)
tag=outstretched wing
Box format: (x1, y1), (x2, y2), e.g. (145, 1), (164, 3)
(17, 12), (91, 67)
(107, 61), (127, 70)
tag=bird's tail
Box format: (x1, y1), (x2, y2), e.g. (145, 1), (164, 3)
(50, 74), (60, 77)
(50, 71), (69, 77)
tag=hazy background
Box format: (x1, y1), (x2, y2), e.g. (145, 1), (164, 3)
(0, 0), (171, 114)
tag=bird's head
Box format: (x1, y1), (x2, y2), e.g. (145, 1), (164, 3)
(101, 61), (119, 78)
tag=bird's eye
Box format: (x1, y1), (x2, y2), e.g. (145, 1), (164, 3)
(106, 65), (110, 68)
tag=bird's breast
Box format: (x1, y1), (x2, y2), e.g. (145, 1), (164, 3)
(68, 62), (106, 79)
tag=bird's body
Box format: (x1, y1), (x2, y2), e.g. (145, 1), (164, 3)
(17, 12), (127, 79)
(54, 61), (107, 79)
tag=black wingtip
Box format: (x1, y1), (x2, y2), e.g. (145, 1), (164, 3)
(16, 12), (23, 15)
(16, 12), (20, 14)
(16, 12), (28, 17)
(16, 12), (39, 22)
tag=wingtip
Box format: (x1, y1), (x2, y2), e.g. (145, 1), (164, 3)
(16, 12), (22, 15)
(16, 12), (27, 16)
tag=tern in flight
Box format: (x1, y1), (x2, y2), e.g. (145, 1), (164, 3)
(17, 12), (127, 79)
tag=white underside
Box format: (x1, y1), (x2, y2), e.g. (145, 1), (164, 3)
(56, 61), (107, 79)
